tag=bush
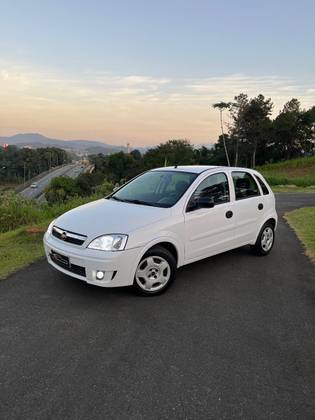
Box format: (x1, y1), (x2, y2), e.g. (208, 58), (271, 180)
(0, 193), (45, 232)
(0, 177), (114, 234)
(45, 174), (112, 204)
(45, 176), (79, 204)
(94, 180), (114, 197)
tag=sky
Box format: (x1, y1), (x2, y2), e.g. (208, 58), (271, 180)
(1, 0), (315, 146)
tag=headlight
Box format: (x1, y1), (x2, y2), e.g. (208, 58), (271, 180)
(47, 219), (56, 235)
(87, 234), (128, 251)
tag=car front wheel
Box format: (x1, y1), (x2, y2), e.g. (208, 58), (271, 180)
(133, 246), (177, 296)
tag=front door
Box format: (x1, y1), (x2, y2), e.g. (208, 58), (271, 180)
(184, 172), (236, 262)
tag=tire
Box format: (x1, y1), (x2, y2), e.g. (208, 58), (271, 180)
(252, 222), (275, 256)
(133, 246), (177, 296)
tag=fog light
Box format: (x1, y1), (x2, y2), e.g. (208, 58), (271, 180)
(96, 270), (105, 280)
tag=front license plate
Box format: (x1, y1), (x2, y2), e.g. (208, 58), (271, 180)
(50, 250), (69, 268)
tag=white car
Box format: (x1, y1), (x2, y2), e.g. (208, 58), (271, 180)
(44, 166), (277, 295)
(30, 182), (38, 188)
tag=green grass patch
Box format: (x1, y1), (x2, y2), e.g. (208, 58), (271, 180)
(0, 223), (47, 279)
(258, 156), (315, 187)
(284, 207), (315, 263)
(0, 182), (18, 193)
(0, 192), (101, 233)
(272, 185), (315, 193)
(0, 191), (112, 278)
(0, 181), (115, 278)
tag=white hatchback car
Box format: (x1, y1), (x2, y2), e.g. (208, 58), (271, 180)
(44, 166), (277, 295)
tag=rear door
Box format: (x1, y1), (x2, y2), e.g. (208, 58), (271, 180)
(231, 171), (265, 244)
(184, 172), (236, 262)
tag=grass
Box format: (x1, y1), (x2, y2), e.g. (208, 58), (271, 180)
(0, 223), (47, 279)
(0, 181), (18, 193)
(0, 192), (101, 233)
(284, 207), (315, 263)
(0, 183), (115, 278)
(0, 189), (113, 278)
(258, 156), (315, 187)
(272, 185), (315, 193)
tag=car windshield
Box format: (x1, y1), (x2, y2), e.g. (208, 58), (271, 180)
(108, 170), (198, 208)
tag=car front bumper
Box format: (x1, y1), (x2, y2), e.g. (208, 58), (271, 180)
(43, 232), (143, 287)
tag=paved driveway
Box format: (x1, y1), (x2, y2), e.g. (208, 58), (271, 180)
(0, 194), (314, 419)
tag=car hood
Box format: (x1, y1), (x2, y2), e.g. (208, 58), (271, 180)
(54, 198), (171, 239)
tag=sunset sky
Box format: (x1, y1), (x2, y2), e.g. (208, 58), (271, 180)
(1, 0), (315, 146)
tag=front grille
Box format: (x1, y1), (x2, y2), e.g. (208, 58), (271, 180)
(52, 226), (87, 246)
(67, 263), (86, 277)
(50, 251), (86, 277)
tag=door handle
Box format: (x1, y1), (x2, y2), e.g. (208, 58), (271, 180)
(225, 210), (233, 219)
(258, 203), (264, 210)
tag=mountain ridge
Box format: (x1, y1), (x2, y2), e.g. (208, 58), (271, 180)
(0, 133), (129, 155)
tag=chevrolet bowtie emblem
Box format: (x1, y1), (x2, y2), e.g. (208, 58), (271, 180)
(60, 231), (67, 241)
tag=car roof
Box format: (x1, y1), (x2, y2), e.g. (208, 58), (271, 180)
(151, 165), (219, 174)
(151, 165), (257, 174)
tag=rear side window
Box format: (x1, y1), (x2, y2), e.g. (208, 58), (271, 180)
(254, 174), (269, 195)
(187, 172), (230, 211)
(232, 171), (260, 200)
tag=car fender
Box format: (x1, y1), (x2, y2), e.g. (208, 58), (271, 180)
(131, 233), (183, 273)
(252, 211), (278, 244)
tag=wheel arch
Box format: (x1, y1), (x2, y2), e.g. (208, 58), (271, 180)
(252, 214), (278, 245)
(135, 237), (183, 268)
(266, 217), (277, 229)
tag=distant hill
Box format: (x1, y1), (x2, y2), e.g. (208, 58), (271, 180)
(0, 133), (128, 155)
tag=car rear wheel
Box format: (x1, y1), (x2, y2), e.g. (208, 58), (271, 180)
(133, 246), (177, 295)
(252, 222), (275, 256)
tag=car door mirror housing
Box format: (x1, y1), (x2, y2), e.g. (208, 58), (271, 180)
(187, 196), (215, 212)
(198, 197), (215, 209)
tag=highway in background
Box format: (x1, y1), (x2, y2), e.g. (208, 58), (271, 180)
(19, 163), (86, 200)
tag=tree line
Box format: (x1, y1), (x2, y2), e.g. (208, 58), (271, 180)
(0, 146), (71, 182)
(213, 95), (315, 167)
(89, 94), (315, 183)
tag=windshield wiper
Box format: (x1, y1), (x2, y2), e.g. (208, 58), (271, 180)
(109, 196), (157, 207)
(109, 196), (126, 202)
(122, 199), (157, 207)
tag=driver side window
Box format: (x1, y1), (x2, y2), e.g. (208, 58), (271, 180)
(187, 173), (230, 212)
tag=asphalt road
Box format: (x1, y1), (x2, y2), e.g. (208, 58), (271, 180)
(1, 194), (315, 420)
(19, 163), (85, 200)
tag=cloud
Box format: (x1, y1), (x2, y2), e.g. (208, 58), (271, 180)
(0, 60), (315, 144)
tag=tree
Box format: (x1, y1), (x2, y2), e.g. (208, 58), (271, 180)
(229, 94), (249, 166)
(229, 94), (273, 167)
(143, 139), (195, 168)
(130, 149), (142, 160)
(272, 99), (315, 160)
(212, 102), (232, 166)
(0, 146), (70, 182)
(193, 146), (215, 165)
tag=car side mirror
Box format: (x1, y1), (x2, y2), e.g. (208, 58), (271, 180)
(198, 197), (215, 209)
(187, 196), (215, 212)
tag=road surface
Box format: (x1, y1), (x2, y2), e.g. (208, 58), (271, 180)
(19, 163), (85, 200)
(0, 194), (314, 419)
